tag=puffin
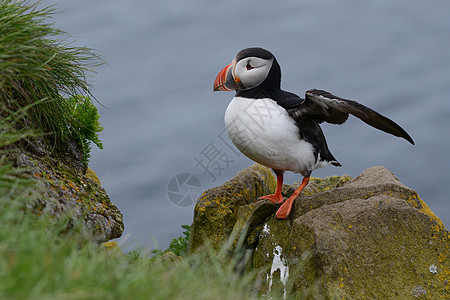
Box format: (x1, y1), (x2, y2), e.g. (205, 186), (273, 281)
(213, 47), (414, 219)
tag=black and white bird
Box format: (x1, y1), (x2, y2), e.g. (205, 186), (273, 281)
(213, 47), (414, 219)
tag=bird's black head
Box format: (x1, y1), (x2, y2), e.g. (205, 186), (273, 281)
(213, 47), (281, 97)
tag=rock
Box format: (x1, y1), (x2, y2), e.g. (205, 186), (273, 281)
(154, 251), (183, 264)
(281, 174), (353, 198)
(187, 163), (276, 253)
(253, 166), (449, 299)
(188, 165), (449, 299)
(12, 137), (123, 243)
(85, 167), (102, 185)
(230, 200), (278, 249)
(102, 241), (121, 251)
(102, 241), (123, 256)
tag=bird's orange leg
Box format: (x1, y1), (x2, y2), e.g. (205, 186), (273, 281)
(258, 171), (284, 204)
(275, 176), (309, 219)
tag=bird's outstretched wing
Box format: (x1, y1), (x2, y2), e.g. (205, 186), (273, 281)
(287, 89), (414, 145)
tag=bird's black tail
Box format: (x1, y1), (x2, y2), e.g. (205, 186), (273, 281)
(295, 118), (341, 167)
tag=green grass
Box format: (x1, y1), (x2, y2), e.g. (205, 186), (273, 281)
(0, 129), (269, 299)
(0, 0), (103, 164)
(65, 95), (104, 163)
(0, 1), (290, 299)
(0, 91), (284, 300)
(0, 196), (259, 299)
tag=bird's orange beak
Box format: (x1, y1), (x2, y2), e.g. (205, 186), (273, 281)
(213, 62), (239, 92)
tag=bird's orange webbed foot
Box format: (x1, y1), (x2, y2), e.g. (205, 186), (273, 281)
(255, 170), (285, 204)
(258, 193), (285, 204)
(275, 176), (310, 219)
(275, 197), (295, 219)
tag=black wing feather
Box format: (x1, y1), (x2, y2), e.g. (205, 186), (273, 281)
(288, 89), (414, 145)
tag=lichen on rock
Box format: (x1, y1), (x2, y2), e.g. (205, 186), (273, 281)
(188, 165), (449, 299)
(11, 137), (123, 243)
(187, 163), (276, 253)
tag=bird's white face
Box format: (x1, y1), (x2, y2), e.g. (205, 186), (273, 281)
(233, 56), (273, 90)
(213, 54), (274, 92)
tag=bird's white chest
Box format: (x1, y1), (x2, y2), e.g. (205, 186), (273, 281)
(224, 97), (316, 173)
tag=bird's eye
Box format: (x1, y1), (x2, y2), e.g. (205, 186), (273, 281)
(246, 62), (254, 70)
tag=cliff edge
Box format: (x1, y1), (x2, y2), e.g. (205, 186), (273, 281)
(11, 137), (123, 243)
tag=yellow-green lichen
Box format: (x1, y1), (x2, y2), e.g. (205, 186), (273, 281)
(12, 144), (123, 242)
(188, 164), (276, 253)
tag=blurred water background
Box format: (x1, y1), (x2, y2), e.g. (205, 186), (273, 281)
(39, 0), (450, 251)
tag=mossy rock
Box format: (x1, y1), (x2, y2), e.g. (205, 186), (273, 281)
(253, 166), (449, 299)
(187, 163), (276, 253)
(102, 241), (123, 257)
(282, 174), (353, 197)
(12, 137), (123, 242)
(154, 251), (183, 264)
(187, 164), (448, 298)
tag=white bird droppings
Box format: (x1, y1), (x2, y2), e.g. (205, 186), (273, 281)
(429, 264), (437, 274)
(268, 245), (289, 299)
